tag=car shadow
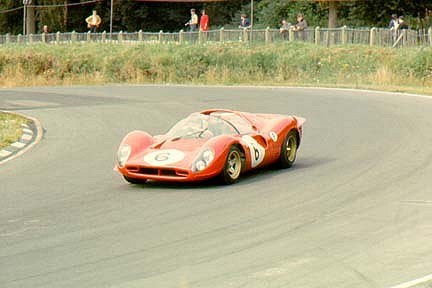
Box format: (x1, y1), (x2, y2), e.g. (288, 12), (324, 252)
(122, 156), (336, 191)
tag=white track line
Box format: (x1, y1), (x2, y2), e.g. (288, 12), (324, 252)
(389, 273), (432, 288)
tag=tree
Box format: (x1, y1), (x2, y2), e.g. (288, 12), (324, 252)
(0, 1), (23, 34)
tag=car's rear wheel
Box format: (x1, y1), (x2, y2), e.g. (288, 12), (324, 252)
(123, 175), (147, 184)
(279, 130), (298, 168)
(221, 146), (242, 184)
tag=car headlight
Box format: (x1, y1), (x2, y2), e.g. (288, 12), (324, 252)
(192, 148), (214, 172)
(117, 144), (131, 168)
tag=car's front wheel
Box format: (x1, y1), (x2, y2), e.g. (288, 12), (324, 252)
(221, 146), (242, 184)
(279, 130), (298, 168)
(123, 175), (147, 184)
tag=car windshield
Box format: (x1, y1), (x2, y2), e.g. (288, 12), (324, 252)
(166, 113), (242, 140)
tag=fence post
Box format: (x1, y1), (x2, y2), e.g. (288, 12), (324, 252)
(159, 30), (163, 44)
(314, 26), (320, 45)
(243, 28), (248, 41)
(341, 25), (347, 45)
(219, 27), (224, 43)
(102, 31), (106, 43)
(5, 33), (10, 44)
(71, 31), (76, 43)
(87, 31), (91, 43)
(42, 32), (46, 43)
(118, 31), (123, 43)
(199, 30), (203, 44)
(139, 29), (143, 42)
(29, 34), (33, 45)
(179, 29), (184, 44)
(17, 34), (22, 45)
(289, 28), (294, 42)
(56, 31), (60, 44)
(369, 27), (376, 46)
(265, 27), (270, 44)
(429, 27), (432, 47)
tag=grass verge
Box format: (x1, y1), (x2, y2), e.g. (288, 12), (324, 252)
(0, 42), (431, 95)
(0, 112), (29, 150)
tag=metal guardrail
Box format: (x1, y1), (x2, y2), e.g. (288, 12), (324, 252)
(0, 27), (431, 47)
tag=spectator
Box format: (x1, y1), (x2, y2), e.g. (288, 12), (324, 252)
(397, 16), (408, 30)
(200, 9), (209, 32)
(42, 25), (49, 33)
(239, 14), (251, 29)
(291, 13), (308, 40)
(279, 19), (291, 40)
(185, 8), (198, 32)
(389, 13), (399, 30)
(85, 10), (101, 33)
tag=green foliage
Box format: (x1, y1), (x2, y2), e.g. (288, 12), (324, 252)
(1, 42), (432, 94)
(1, 0), (432, 34)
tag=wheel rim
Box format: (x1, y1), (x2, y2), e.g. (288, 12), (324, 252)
(285, 135), (297, 162)
(227, 150), (241, 179)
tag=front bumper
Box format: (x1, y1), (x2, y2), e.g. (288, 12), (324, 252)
(115, 164), (221, 182)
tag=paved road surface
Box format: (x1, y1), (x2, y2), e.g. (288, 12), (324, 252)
(1, 86), (431, 288)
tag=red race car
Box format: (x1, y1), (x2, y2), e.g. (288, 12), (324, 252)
(115, 109), (305, 185)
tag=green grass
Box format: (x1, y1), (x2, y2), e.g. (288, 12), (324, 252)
(0, 112), (29, 150)
(0, 42), (431, 95)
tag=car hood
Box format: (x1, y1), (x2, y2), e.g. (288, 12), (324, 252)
(127, 138), (210, 169)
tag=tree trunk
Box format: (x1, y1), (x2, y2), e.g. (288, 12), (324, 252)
(328, 1), (337, 28)
(64, 0), (68, 31)
(26, 5), (36, 34)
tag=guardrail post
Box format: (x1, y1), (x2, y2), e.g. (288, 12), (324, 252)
(102, 31), (106, 43)
(289, 28), (294, 42)
(370, 27), (376, 46)
(71, 31), (76, 43)
(265, 27), (270, 44)
(341, 25), (347, 45)
(159, 30), (163, 44)
(138, 29), (143, 42)
(17, 34), (22, 45)
(56, 31), (60, 44)
(5, 33), (10, 44)
(179, 29), (184, 44)
(219, 27), (224, 43)
(429, 27), (432, 47)
(314, 26), (320, 45)
(87, 31), (91, 43)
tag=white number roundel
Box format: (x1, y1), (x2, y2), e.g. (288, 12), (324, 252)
(241, 135), (265, 168)
(144, 149), (185, 166)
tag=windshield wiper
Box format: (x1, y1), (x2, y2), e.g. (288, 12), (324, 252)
(170, 128), (209, 141)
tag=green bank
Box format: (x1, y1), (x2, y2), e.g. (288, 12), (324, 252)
(0, 42), (431, 94)
(0, 112), (28, 150)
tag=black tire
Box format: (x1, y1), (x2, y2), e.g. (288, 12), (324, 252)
(279, 130), (298, 168)
(123, 175), (147, 184)
(220, 146), (242, 185)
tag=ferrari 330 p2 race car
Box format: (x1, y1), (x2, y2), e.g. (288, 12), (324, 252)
(115, 109), (305, 185)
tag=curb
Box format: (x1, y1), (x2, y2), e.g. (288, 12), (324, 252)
(0, 112), (43, 165)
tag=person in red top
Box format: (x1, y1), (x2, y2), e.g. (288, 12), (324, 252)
(200, 10), (209, 32)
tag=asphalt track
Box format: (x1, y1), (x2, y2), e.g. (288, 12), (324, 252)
(1, 85), (431, 288)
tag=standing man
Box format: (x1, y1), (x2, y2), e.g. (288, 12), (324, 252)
(389, 14), (399, 29)
(200, 9), (209, 32)
(185, 9), (198, 32)
(86, 10), (102, 33)
(291, 13), (307, 40)
(279, 19), (291, 40)
(239, 14), (250, 29)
